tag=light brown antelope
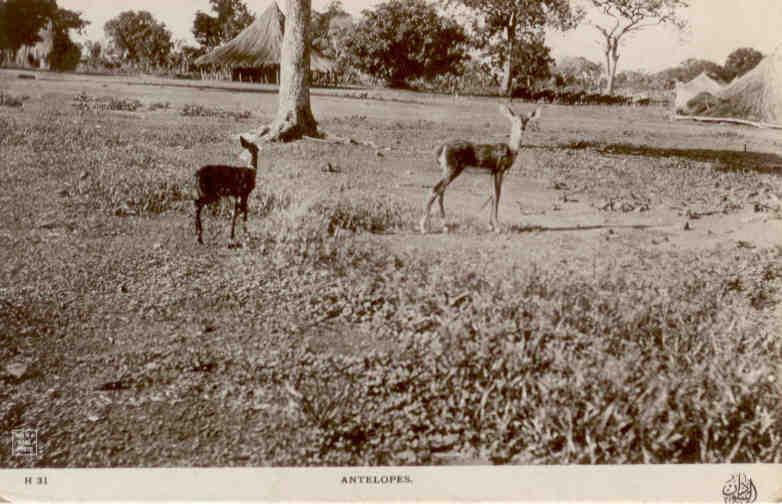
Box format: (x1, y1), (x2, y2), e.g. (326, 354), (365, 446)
(419, 105), (540, 234)
(194, 136), (260, 244)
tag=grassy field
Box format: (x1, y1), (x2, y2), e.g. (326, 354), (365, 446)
(1, 69), (782, 467)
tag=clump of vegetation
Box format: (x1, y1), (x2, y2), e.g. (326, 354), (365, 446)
(339, 0), (468, 88)
(72, 92), (142, 112)
(148, 101), (172, 111)
(684, 92), (756, 120)
(108, 97), (143, 112)
(181, 103), (252, 120)
(0, 90), (28, 108)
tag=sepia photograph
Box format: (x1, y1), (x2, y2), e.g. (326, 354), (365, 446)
(0, 0), (781, 500)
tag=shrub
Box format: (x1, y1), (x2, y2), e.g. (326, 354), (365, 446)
(339, 0), (468, 88)
(0, 90), (27, 108)
(181, 104), (251, 120)
(71, 92), (142, 112)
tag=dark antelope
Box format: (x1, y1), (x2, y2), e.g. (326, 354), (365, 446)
(194, 136), (260, 244)
(420, 105), (540, 234)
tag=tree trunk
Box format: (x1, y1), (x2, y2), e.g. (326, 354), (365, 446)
(500, 20), (515, 96)
(604, 39), (620, 95)
(260, 0), (319, 141)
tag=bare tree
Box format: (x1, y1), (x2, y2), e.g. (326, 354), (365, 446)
(588, 0), (688, 95)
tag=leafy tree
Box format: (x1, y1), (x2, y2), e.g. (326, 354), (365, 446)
(192, 0), (255, 50)
(586, 0), (688, 95)
(652, 58), (728, 89)
(0, 0), (57, 57)
(311, 0), (351, 58)
(723, 47), (763, 81)
(169, 39), (205, 73)
(447, 0), (581, 95)
(0, 2), (7, 51)
(484, 29), (553, 89)
(82, 40), (102, 63)
(48, 7), (88, 71)
(341, 0), (469, 88)
(104, 11), (173, 68)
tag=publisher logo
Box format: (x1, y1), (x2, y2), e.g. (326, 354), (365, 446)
(11, 428), (38, 457)
(722, 473), (757, 504)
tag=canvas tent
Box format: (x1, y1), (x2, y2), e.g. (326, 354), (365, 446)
(674, 72), (724, 111)
(194, 2), (334, 82)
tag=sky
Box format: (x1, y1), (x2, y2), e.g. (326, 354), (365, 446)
(58, 0), (782, 73)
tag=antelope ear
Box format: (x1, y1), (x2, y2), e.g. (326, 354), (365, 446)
(233, 131), (261, 144)
(529, 107), (542, 120)
(499, 104), (515, 119)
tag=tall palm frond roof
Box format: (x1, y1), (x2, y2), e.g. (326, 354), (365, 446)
(194, 2), (334, 72)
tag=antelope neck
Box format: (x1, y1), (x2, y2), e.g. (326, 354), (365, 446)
(508, 127), (523, 153)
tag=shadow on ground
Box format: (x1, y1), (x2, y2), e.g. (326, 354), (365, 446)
(508, 223), (658, 233)
(557, 141), (782, 175)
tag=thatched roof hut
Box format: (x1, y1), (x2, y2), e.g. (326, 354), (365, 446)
(194, 2), (334, 73)
(714, 46), (782, 125)
(674, 72), (724, 111)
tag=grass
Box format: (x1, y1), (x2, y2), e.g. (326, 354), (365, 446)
(0, 71), (781, 467)
(256, 246), (782, 465)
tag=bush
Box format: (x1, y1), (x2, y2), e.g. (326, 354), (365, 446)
(340, 0), (468, 87)
(0, 90), (27, 108)
(683, 92), (755, 120)
(181, 103), (251, 120)
(71, 92), (142, 112)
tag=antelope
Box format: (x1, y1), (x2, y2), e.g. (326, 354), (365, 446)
(419, 105), (541, 234)
(194, 136), (260, 244)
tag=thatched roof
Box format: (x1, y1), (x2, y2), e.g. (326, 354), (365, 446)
(713, 46), (782, 125)
(194, 2), (335, 72)
(674, 72), (724, 111)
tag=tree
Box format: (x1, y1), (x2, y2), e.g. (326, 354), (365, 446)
(311, 0), (350, 58)
(104, 11), (173, 68)
(654, 58), (727, 85)
(192, 0), (254, 50)
(484, 28), (553, 90)
(48, 7), (88, 71)
(587, 0), (688, 95)
(0, 0), (57, 58)
(0, 2), (7, 51)
(0, 0), (87, 70)
(448, 0), (581, 95)
(255, 0), (319, 141)
(340, 0), (468, 88)
(723, 47), (763, 81)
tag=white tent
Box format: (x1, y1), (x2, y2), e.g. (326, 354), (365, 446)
(674, 72), (724, 111)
